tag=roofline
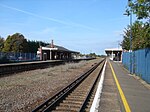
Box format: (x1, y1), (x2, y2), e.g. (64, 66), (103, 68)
(105, 48), (122, 52)
(42, 47), (58, 50)
(41, 47), (79, 53)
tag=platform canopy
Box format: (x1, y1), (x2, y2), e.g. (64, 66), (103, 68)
(37, 40), (79, 60)
(45, 44), (79, 53)
(105, 48), (123, 61)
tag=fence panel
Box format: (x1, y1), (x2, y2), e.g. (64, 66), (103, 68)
(145, 48), (150, 83)
(122, 52), (130, 71)
(122, 48), (150, 83)
(0, 52), (37, 62)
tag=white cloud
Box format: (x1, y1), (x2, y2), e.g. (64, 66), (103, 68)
(0, 4), (96, 31)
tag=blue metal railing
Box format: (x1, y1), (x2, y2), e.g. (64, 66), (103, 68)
(0, 52), (39, 62)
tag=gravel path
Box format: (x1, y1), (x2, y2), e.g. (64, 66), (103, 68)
(0, 59), (101, 112)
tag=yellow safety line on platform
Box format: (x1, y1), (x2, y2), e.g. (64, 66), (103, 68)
(109, 61), (131, 112)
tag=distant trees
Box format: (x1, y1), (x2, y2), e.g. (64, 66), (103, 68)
(0, 36), (5, 51)
(88, 53), (97, 58)
(79, 53), (102, 58)
(121, 0), (150, 51)
(2, 33), (28, 53)
(27, 40), (48, 53)
(27, 40), (40, 53)
(1, 33), (48, 53)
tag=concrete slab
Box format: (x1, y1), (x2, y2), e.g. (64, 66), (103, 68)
(98, 61), (121, 112)
(110, 61), (150, 112)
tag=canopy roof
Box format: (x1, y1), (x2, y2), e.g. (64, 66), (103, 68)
(42, 44), (79, 53)
(105, 48), (122, 52)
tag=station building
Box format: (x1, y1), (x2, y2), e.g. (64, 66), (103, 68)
(37, 40), (79, 60)
(105, 48), (123, 61)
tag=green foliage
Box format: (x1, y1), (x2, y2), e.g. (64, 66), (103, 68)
(0, 36), (5, 51)
(120, 27), (130, 50)
(27, 40), (39, 53)
(79, 53), (100, 58)
(121, 21), (150, 50)
(88, 53), (97, 57)
(1, 33), (49, 53)
(126, 0), (150, 20)
(131, 21), (145, 50)
(98, 55), (106, 58)
(2, 33), (28, 53)
(122, 0), (150, 51)
(27, 40), (48, 53)
(143, 22), (150, 48)
(0, 33), (48, 53)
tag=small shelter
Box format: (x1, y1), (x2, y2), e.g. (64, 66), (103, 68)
(37, 40), (79, 60)
(105, 48), (122, 61)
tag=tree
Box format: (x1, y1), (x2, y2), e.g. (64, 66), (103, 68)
(27, 40), (49, 53)
(143, 22), (150, 48)
(120, 28), (130, 50)
(131, 21), (144, 50)
(27, 40), (38, 53)
(3, 33), (28, 53)
(0, 36), (5, 51)
(122, 0), (150, 51)
(126, 0), (150, 20)
(86, 53), (97, 58)
(121, 21), (150, 50)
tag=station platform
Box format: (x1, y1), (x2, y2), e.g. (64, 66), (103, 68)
(99, 60), (150, 112)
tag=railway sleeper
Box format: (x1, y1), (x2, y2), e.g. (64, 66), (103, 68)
(65, 97), (84, 102)
(69, 93), (87, 96)
(51, 110), (77, 112)
(59, 103), (81, 108)
(71, 90), (89, 94)
(85, 107), (91, 112)
(63, 100), (83, 105)
(73, 86), (89, 90)
(55, 106), (80, 112)
(32, 59), (105, 112)
(68, 94), (86, 98)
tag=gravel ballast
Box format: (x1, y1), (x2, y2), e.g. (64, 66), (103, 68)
(0, 59), (101, 112)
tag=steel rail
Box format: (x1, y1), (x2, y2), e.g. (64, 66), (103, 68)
(79, 60), (105, 111)
(0, 58), (94, 76)
(32, 59), (105, 112)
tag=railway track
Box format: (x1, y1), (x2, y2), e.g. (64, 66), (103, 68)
(32, 59), (105, 112)
(0, 58), (94, 76)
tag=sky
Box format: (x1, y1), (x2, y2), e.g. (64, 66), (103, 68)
(0, 0), (132, 55)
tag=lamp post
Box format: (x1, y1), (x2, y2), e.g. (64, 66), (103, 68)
(128, 0), (133, 74)
(124, 0), (133, 74)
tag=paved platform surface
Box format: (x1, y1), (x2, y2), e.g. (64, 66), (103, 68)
(98, 60), (150, 112)
(98, 61), (121, 112)
(110, 60), (150, 112)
